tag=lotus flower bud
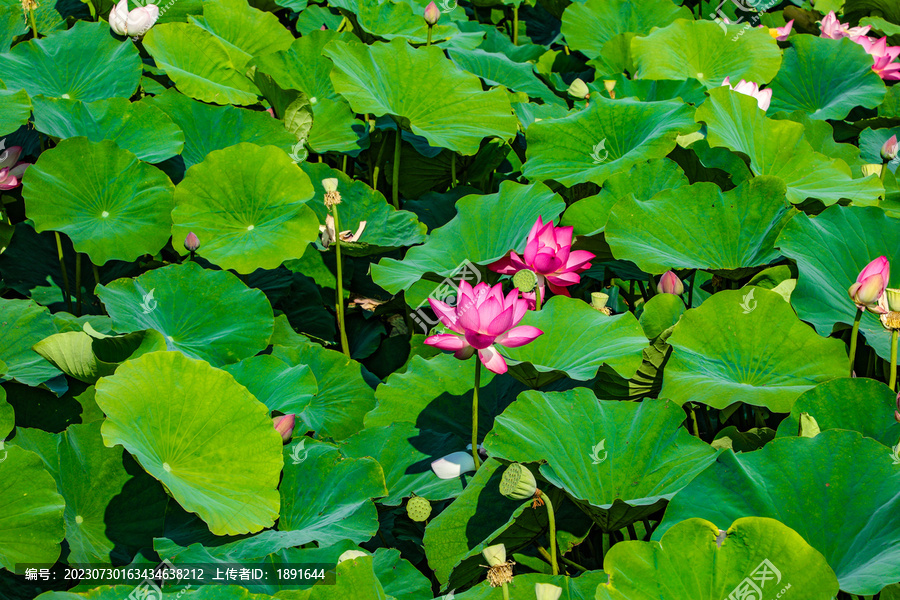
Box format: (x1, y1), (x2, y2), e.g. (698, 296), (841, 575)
(423, 0), (440, 25)
(567, 78), (589, 99)
(849, 275), (885, 306)
(338, 550), (368, 563)
(482, 543), (507, 568)
(535, 583), (563, 600)
(862, 164), (884, 177)
(499, 463), (537, 500)
(108, 0), (158, 37)
(658, 271), (684, 295)
(881, 135), (898, 162)
(849, 256), (890, 312)
(184, 232), (200, 252)
(406, 496), (432, 521)
(431, 451), (476, 479)
(603, 80), (616, 99)
(272, 414), (296, 443)
(895, 391), (900, 423)
(512, 268), (537, 293)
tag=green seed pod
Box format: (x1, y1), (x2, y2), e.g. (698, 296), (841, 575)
(482, 543), (507, 568)
(499, 463), (537, 500)
(512, 269), (538, 293)
(407, 496), (432, 522)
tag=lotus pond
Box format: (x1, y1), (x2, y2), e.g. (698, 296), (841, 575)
(2, 0), (900, 598)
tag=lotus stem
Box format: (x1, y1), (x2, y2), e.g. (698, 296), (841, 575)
(882, 163), (889, 184)
(689, 403), (700, 437)
(543, 492), (559, 575)
(559, 553), (587, 572)
(331, 204), (351, 357)
(849, 307), (863, 377)
(648, 275), (658, 296)
(426, 24), (433, 46)
(891, 329), (898, 392)
(472, 359), (482, 469)
(92, 261), (100, 292)
(512, 5), (518, 45)
(392, 127), (401, 209)
(371, 131), (389, 193)
(450, 152), (456, 188)
(535, 282), (542, 310)
(626, 523), (638, 540)
(54, 232), (72, 313)
(686, 270), (695, 308)
(501, 583), (510, 600)
(28, 9), (38, 39)
(75, 252), (82, 316)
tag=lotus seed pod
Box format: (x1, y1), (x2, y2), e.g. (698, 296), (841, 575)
(482, 543), (507, 567)
(591, 292), (609, 309)
(338, 550), (368, 563)
(887, 288), (900, 312)
(499, 463), (537, 501)
(535, 583), (563, 600)
(407, 496), (432, 521)
(513, 268), (538, 293)
(566, 78), (589, 99)
(322, 178), (339, 193)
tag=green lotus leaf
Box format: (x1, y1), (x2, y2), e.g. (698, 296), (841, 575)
(501, 296), (646, 381)
(143, 88), (297, 171)
(0, 0), (27, 54)
(344, 0), (468, 46)
(35, 586), (277, 600)
(372, 181), (564, 298)
(561, 0), (691, 60)
(0, 88), (32, 136)
(371, 547), (432, 600)
(0, 445), (66, 572)
(596, 517), (838, 600)
(340, 422), (466, 505)
(187, 0), (294, 72)
(639, 293), (685, 340)
(656, 430), (900, 595)
(561, 159), (689, 237)
(142, 23), (260, 106)
(95, 351), (283, 536)
(696, 86), (883, 206)
(710, 426), (777, 453)
(662, 288), (847, 411)
(775, 378), (900, 447)
(323, 38), (517, 155)
(31, 97), (184, 163)
(171, 143), (318, 273)
(423, 457), (555, 590)
(522, 96), (698, 187)
(767, 36), (886, 120)
(86, 326), (169, 365)
(776, 205), (900, 362)
(631, 20), (782, 87)
(448, 573), (609, 599)
(0, 387), (11, 438)
(221, 354), (317, 415)
(844, 0), (900, 29)
(33, 331), (119, 384)
(0, 298), (62, 386)
(0, 22), (141, 101)
(486, 389), (716, 531)
(271, 341), (376, 441)
(96, 262), (274, 367)
(449, 48), (563, 106)
(22, 137), (175, 265)
(299, 162), (427, 253)
(605, 176), (793, 274)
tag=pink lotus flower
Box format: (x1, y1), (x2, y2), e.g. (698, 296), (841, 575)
(882, 135), (899, 162)
(855, 36), (900, 81)
(272, 414), (296, 442)
(490, 217), (594, 299)
(425, 281), (543, 374)
(0, 146), (30, 191)
(848, 256), (890, 314)
(818, 11), (871, 40)
(658, 271), (684, 295)
(423, 0), (440, 25)
(764, 19), (793, 41)
(721, 77), (772, 111)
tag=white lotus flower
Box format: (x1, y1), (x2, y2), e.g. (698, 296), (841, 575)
(431, 451), (476, 479)
(109, 0), (159, 37)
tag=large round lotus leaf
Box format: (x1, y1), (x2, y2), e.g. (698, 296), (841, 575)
(662, 288), (848, 411)
(655, 430), (900, 595)
(300, 162), (427, 253)
(371, 547), (432, 600)
(340, 422), (466, 505)
(775, 378), (900, 447)
(522, 96), (697, 187)
(372, 181), (564, 298)
(424, 457), (556, 590)
(31, 97), (184, 164)
(560, 0), (691, 60)
(95, 351), (283, 536)
(143, 88), (297, 171)
(0, 22), (141, 101)
(485, 390), (716, 531)
(22, 137), (176, 266)
(561, 159), (689, 237)
(35, 588), (278, 600)
(271, 342), (375, 441)
(0, 445), (66, 572)
(96, 262), (274, 367)
(596, 517), (838, 600)
(631, 20), (782, 87)
(449, 49), (563, 106)
(188, 0), (294, 72)
(501, 296), (646, 381)
(221, 354), (317, 415)
(323, 38), (517, 155)
(171, 143), (318, 273)
(606, 176), (793, 274)
(0, 298), (62, 386)
(767, 36), (886, 121)
(777, 205), (900, 362)
(0, 88), (32, 136)
(327, 0), (471, 47)
(142, 23), (260, 106)
(696, 87), (883, 206)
